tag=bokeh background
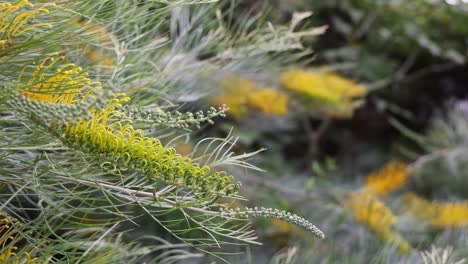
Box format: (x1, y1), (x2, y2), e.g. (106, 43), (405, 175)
(195, 0), (468, 262)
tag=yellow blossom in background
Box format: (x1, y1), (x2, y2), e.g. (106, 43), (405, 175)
(247, 88), (289, 115)
(19, 55), (240, 197)
(280, 69), (341, 103)
(347, 191), (410, 253)
(280, 69), (367, 118)
(69, 18), (116, 73)
(403, 193), (437, 220)
(348, 191), (396, 235)
(173, 142), (194, 156)
(270, 218), (305, 236)
(404, 193), (468, 228)
(82, 46), (115, 69)
(212, 76), (291, 117)
(365, 161), (409, 196)
(211, 76), (256, 118)
(432, 202), (468, 227)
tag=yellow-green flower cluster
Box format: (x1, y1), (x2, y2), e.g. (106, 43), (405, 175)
(0, 0), (53, 54)
(19, 55), (240, 198)
(364, 161), (409, 196)
(280, 69), (367, 118)
(212, 75), (289, 118)
(404, 193), (468, 228)
(61, 94), (240, 197)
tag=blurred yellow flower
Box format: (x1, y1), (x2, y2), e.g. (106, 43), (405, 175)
(173, 143), (194, 156)
(212, 76), (289, 117)
(69, 18), (116, 72)
(247, 88), (289, 115)
(432, 202), (468, 227)
(211, 75), (255, 118)
(347, 191), (410, 253)
(403, 193), (437, 219)
(280, 69), (366, 118)
(365, 161), (409, 196)
(348, 191), (396, 234)
(404, 193), (468, 228)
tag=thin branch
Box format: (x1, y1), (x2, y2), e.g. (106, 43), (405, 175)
(50, 175), (217, 215)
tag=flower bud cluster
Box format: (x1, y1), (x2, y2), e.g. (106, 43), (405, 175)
(219, 207), (325, 238)
(60, 95), (240, 198)
(8, 94), (92, 126)
(124, 105), (228, 129)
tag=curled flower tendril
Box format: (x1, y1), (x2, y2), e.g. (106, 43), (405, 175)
(19, 53), (102, 104)
(0, 1), (53, 42)
(62, 97), (241, 197)
(0, 212), (38, 263)
(19, 56), (240, 199)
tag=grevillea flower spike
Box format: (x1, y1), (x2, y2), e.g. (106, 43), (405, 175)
(18, 54), (241, 200)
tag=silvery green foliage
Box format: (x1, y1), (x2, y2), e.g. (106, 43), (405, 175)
(421, 246), (466, 264)
(123, 105), (228, 129)
(219, 207), (325, 239)
(0, 0), (324, 262)
(402, 101), (468, 198)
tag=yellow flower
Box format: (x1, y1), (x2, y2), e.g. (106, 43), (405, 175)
(247, 88), (289, 115)
(19, 53), (102, 104)
(213, 76), (290, 117)
(432, 202), (468, 227)
(364, 161), (409, 196)
(348, 191), (396, 233)
(347, 191), (409, 253)
(211, 75), (256, 118)
(0, 212), (37, 263)
(280, 69), (367, 118)
(404, 193), (468, 228)
(0, 0), (53, 57)
(0, 1), (53, 41)
(403, 193), (437, 219)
